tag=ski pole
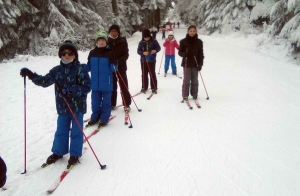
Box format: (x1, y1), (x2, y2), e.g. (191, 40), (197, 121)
(142, 58), (145, 91)
(146, 60), (157, 91)
(158, 48), (165, 74)
(181, 58), (188, 102)
(114, 71), (133, 128)
(115, 70), (142, 112)
(199, 72), (209, 100)
(193, 55), (209, 100)
(56, 84), (106, 169)
(21, 76), (27, 174)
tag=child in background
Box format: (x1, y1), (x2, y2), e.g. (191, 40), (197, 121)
(161, 26), (166, 40)
(137, 29), (161, 94)
(150, 26), (158, 40)
(85, 30), (117, 127)
(178, 25), (204, 100)
(163, 31), (180, 76)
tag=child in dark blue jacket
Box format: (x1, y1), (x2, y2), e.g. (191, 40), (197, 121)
(137, 29), (161, 93)
(20, 41), (91, 168)
(85, 30), (117, 127)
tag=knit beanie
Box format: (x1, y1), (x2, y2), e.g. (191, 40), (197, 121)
(0, 157), (7, 188)
(58, 40), (78, 60)
(108, 24), (120, 35)
(142, 29), (151, 38)
(95, 30), (108, 42)
(168, 31), (174, 36)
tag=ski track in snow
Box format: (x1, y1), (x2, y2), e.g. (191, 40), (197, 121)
(1, 27), (300, 195)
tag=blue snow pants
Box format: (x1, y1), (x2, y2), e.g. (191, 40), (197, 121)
(91, 90), (112, 123)
(52, 113), (83, 157)
(164, 55), (177, 74)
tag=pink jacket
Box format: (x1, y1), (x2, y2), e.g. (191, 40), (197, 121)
(163, 39), (180, 55)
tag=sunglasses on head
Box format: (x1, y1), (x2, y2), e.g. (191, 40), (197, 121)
(61, 51), (74, 57)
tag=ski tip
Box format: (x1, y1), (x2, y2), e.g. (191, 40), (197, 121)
(41, 163), (48, 168)
(100, 164), (106, 170)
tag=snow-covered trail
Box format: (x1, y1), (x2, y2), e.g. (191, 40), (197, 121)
(1, 27), (300, 195)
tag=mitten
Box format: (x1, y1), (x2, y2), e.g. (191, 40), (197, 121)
(59, 87), (72, 97)
(62, 88), (71, 95)
(197, 66), (202, 71)
(20, 68), (34, 79)
(113, 64), (118, 71)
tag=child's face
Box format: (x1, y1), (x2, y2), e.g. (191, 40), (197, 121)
(60, 49), (75, 62)
(109, 29), (119, 39)
(97, 39), (107, 47)
(168, 35), (174, 40)
(188, 28), (197, 37)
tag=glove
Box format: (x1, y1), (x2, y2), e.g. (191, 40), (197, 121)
(197, 66), (202, 71)
(112, 64), (118, 71)
(62, 88), (71, 95)
(20, 68), (34, 79)
(59, 87), (71, 97)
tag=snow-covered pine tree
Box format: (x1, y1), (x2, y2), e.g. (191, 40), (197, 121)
(267, 0), (288, 36)
(126, 0), (143, 33)
(42, 0), (105, 54)
(202, 0), (223, 33)
(0, 0), (39, 60)
(105, 0), (137, 38)
(175, 0), (193, 25)
(139, 0), (171, 28)
(277, 0), (300, 50)
(250, 0), (274, 31)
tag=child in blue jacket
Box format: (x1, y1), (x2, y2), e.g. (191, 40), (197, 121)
(85, 30), (117, 127)
(20, 41), (91, 167)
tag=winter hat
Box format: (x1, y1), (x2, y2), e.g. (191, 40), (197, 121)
(108, 24), (120, 35)
(142, 29), (151, 38)
(58, 40), (78, 60)
(168, 31), (174, 36)
(95, 30), (108, 42)
(0, 157), (7, 188)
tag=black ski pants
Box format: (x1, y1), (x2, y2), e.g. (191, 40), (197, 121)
(111, 70), (131, 107)
(141, 61), (157, 90)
